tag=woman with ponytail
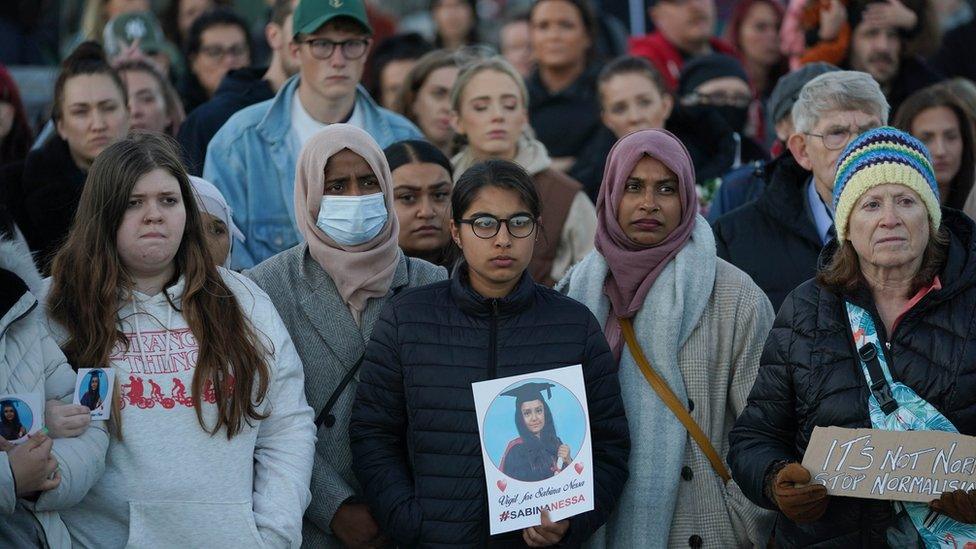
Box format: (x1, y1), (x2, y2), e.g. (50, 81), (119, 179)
(2, 42), (130, 274)
(46, 133), (315, 548)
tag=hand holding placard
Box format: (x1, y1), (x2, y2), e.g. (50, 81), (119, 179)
(771, 463), (829, 523)
(930, 489), (976, 524)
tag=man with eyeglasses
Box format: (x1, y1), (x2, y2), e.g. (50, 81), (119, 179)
(182, 9), (253, 113)
(628, 0), (737, 91)
(204, 0), (421, 269)
(713, 71), (889, 311)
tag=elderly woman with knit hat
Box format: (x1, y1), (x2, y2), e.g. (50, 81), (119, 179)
(557, 129), (775, 548)
(244, 124), (447, 548)
(730, 127), (976, 547)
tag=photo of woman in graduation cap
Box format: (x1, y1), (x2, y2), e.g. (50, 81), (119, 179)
(79, 370), (104, 411)
(499, 381), (572, 482)
(0, 399), (27, 441)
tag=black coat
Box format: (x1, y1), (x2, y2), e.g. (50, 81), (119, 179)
(0, 134), (86, 274)
(176, 67), (274, 175)
(728, 209), (976, 548)
(931, 19), (976, 82)
(712, 153), (820, 312)
(349, 269), (630, 548)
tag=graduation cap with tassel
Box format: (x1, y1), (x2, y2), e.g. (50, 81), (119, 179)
(501, 382), (556, 404)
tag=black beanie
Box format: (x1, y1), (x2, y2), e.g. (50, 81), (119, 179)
(677, 53), (749, 98)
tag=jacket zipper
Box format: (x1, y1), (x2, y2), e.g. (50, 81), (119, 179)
(487, 299), (498, 380)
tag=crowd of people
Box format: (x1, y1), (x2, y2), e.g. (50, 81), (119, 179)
(1, 0), (976, 547)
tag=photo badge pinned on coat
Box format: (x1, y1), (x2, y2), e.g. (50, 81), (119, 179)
(73, 368), (115, 420)
(0, 392), (43, 444)
(472, 364), (594, 534)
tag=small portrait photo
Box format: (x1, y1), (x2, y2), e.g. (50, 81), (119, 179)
(74, 369), (115, 421)
(0, 395), (39, 444)
(482, 379), (587, 483)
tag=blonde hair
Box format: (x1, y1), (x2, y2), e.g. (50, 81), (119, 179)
(450, 56), (529, 114)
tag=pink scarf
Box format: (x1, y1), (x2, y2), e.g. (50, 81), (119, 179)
(293, 124), (400, 324)
(594, 129), (699, 356)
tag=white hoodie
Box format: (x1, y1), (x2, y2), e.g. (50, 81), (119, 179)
(52, 269), (315, 548)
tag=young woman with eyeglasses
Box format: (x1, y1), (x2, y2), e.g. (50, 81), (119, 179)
(350, 159), (629, 547)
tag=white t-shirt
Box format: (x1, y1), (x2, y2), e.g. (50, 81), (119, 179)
(291, 88), (364, 147)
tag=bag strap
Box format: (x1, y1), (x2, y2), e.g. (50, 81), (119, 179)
(315, 353), (365, 429)
(844, 302), (899, 416)
(619, 317), (731, 482)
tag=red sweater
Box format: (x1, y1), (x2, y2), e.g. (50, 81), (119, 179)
(628, 32), (738, 91)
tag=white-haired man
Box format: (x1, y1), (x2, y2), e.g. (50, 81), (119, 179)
(713, 71), (889, 310)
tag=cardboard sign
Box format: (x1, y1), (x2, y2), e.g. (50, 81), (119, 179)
(0, 393), (44, 444)
(73, 368), (115, 421)
(801, 426), (976, 503)
(472, 365), (594, 535)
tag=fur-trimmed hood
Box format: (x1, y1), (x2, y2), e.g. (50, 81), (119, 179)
(0, 232), (43, 296)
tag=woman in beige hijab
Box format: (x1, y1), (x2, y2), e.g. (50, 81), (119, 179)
(244, 124), (447, 548)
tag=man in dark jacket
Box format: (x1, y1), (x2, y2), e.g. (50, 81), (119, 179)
(713, 71), (887, 311)
(707, 62), (840, 222)
(931, 17), (976, 83)
(177, 0), (299, 175)
(845, 0), (943, 116)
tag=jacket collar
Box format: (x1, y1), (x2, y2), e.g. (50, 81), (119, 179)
(256, 76), (391, 144)
(756, 152), (821, 246)
(450, 264), (536, 318)
(24, 134), (85, 190)
(215, 66), (269, 96)
(297, 245), (409, 367)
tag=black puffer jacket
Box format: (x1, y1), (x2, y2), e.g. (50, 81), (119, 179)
(0, 134), (86, 275)
(728, 209), (976, 548)
(349, 268), (630, 548)
(713, 153), (820, 312)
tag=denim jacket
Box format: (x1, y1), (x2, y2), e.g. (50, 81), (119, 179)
(203, 76), (422, 268)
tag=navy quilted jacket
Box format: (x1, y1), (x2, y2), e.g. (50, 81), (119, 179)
(349, 268), (630, 548)
(728, 209), (976, 547)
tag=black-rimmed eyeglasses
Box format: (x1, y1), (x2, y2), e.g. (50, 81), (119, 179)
(458, 214), (536, 239)
(297, 38), (370, 60)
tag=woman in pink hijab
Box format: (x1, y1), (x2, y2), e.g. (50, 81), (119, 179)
(557, 129), (775, 547)
(243, 124), (448, 547)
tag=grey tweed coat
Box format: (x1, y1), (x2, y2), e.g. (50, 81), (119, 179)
(245, 244), (446, 548)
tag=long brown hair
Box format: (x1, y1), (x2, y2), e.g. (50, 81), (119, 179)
(47, 133), (270, 438)
(894, 84), (976, 211)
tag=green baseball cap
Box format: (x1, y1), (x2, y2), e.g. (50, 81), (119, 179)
(292, 0), (373, 39)
(103, 12), (165, 56)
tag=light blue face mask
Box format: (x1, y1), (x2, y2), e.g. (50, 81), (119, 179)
(315, 193), (388, 246)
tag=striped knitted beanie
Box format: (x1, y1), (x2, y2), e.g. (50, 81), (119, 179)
(833, 126), (940, 241)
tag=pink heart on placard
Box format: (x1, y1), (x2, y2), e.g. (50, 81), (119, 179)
(574, 463), (584, 474)
(497, 479), (507, 492)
